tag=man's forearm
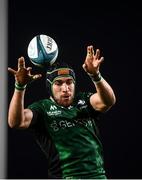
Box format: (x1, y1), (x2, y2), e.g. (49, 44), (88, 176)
(8, 89), (25, 128)
(94, 77), (116, 106)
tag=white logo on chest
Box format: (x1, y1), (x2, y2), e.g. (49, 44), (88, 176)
(50, 105), (57, 110)
(47, 105), (61, 116)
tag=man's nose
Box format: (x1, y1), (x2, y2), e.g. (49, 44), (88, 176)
(62, 83), (68, 91)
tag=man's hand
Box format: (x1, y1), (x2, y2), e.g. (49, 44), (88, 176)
(82, 45), (104, 76)
(8, 56), (42, 85)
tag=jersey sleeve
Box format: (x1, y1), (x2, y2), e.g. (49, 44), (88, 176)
(27, 100), (45, 128)
(79, 92), (102, 118)
(27, 101), (50, 152)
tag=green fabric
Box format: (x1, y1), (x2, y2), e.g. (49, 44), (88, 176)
(28, 92), (106, 179)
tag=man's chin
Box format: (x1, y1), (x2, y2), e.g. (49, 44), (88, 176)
(61, 101), (71, 107)
(60, 99), (73, 107)
(52, 96), (74, 107)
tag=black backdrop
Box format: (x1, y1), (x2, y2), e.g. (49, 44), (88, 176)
(8, 0), (142, 179)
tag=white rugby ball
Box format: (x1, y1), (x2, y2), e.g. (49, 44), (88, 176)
(27, 34), (58, 68)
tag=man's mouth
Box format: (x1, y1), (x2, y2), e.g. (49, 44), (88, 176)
(62, 95), (70, 99)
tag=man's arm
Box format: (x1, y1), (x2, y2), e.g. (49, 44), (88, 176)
(8, 57), (42, 129)
(8, 89), (33, 129)
(90, 78), (116, 112)
(83, 45), (116, 112)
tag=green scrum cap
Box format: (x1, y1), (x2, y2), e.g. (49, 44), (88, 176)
(46, 62), (76, 95)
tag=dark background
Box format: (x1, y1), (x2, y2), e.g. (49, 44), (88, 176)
(8, 0), (142, 179)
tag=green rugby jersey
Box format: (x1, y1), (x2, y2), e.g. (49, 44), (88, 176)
(28, 92), (107, 179)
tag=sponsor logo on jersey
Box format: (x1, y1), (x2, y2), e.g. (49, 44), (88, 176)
(77, 99), (85, 105)
(47, 105), (61, 116)
(50, 118), (93, 132)
(77, 99), (87, 109)
(50, 105), (57, 110)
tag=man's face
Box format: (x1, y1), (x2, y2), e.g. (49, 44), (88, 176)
(52, 77), (75, 107)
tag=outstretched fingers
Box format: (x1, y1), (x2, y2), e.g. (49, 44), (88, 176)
(27, 67), (32, 75)
(8, 67), (17, 75)
(32, 74), (42, 80)
(87, 45), (94, 58)
(26, 66), (42, 80)
(95, 49), (100, 59)
(82, 63), (87, 72)
(100, 56), (104, 63)
(18, 57), (25, 70)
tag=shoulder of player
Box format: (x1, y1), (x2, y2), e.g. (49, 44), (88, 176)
(28, 98), (54, 109)
(75, 91), (93, 100)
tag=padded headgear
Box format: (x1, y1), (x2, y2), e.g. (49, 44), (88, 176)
(46, 62), (76, 96)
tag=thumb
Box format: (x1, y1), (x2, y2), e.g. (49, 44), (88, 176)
(8, 67), (17, 75)
(82, 63), (87, 72)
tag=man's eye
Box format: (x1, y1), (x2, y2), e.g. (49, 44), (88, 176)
(67, 80), (73, 85)
(55, 81), (62, 85)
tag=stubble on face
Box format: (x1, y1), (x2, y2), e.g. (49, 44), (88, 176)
(51, 78), (75, 107)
